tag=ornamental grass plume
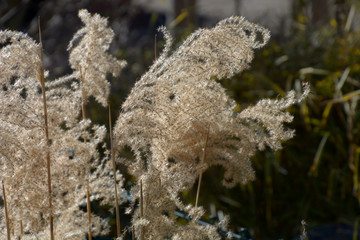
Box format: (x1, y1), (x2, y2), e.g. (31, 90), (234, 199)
(0, 8), (309, 240)
(0, 10), (126, 239)
(0, 30), (81, 238)
(68, 9), (127, 108)
(67, 9), (126, 239)
(114, 16), (309, 239)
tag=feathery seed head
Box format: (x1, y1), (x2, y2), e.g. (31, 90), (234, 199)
(68, 9), (126, 107)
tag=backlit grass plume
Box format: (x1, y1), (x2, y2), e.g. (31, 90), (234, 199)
(0, 30), (81, 238)
(0, 9), (309, 240)
(67, 9), (127, 240)
(114, 16), (308, 239)
(68, 9), (127, 107)
(0, 10), (126, 239)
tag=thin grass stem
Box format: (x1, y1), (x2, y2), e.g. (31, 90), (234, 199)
(2, 181), (11, 240)
(195, 173), (203, 208)
(140, 179), (144, 240)
(20, 220), (23, 237)
(109, 105), (121, 237)
(195, 128), (210, 208)
(38, 18), (54, 240)
(80, 69), (93, 240)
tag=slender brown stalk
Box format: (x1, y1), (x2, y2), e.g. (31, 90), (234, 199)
(20, 220), (23, 236)
(2, 181), (11, 240)
(140, 179), (144, 240)
(109, 105), (121, 237)
(80, 69), (92, 240)
(195, 173), (203, 208)
(132, 226), (135, 240)
(38, 18), (54, 240)
(195, 128), (210, 208)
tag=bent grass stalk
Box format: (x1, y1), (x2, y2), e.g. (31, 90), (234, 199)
(38, 18), (55, 240)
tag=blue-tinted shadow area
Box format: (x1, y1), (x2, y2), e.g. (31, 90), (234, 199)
(293, 224), (360, 240)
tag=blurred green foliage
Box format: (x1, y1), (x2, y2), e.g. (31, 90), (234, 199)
(189, 1), (360, 239)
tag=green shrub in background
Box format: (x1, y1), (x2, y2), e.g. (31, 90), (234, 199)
(211, 1), (360, 239)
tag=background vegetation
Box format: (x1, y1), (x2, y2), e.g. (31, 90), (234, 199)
(1, 0), (360, 239)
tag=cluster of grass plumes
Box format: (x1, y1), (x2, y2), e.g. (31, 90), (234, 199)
(1, 9), (308, 240)
(0, 10), (125, 240)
